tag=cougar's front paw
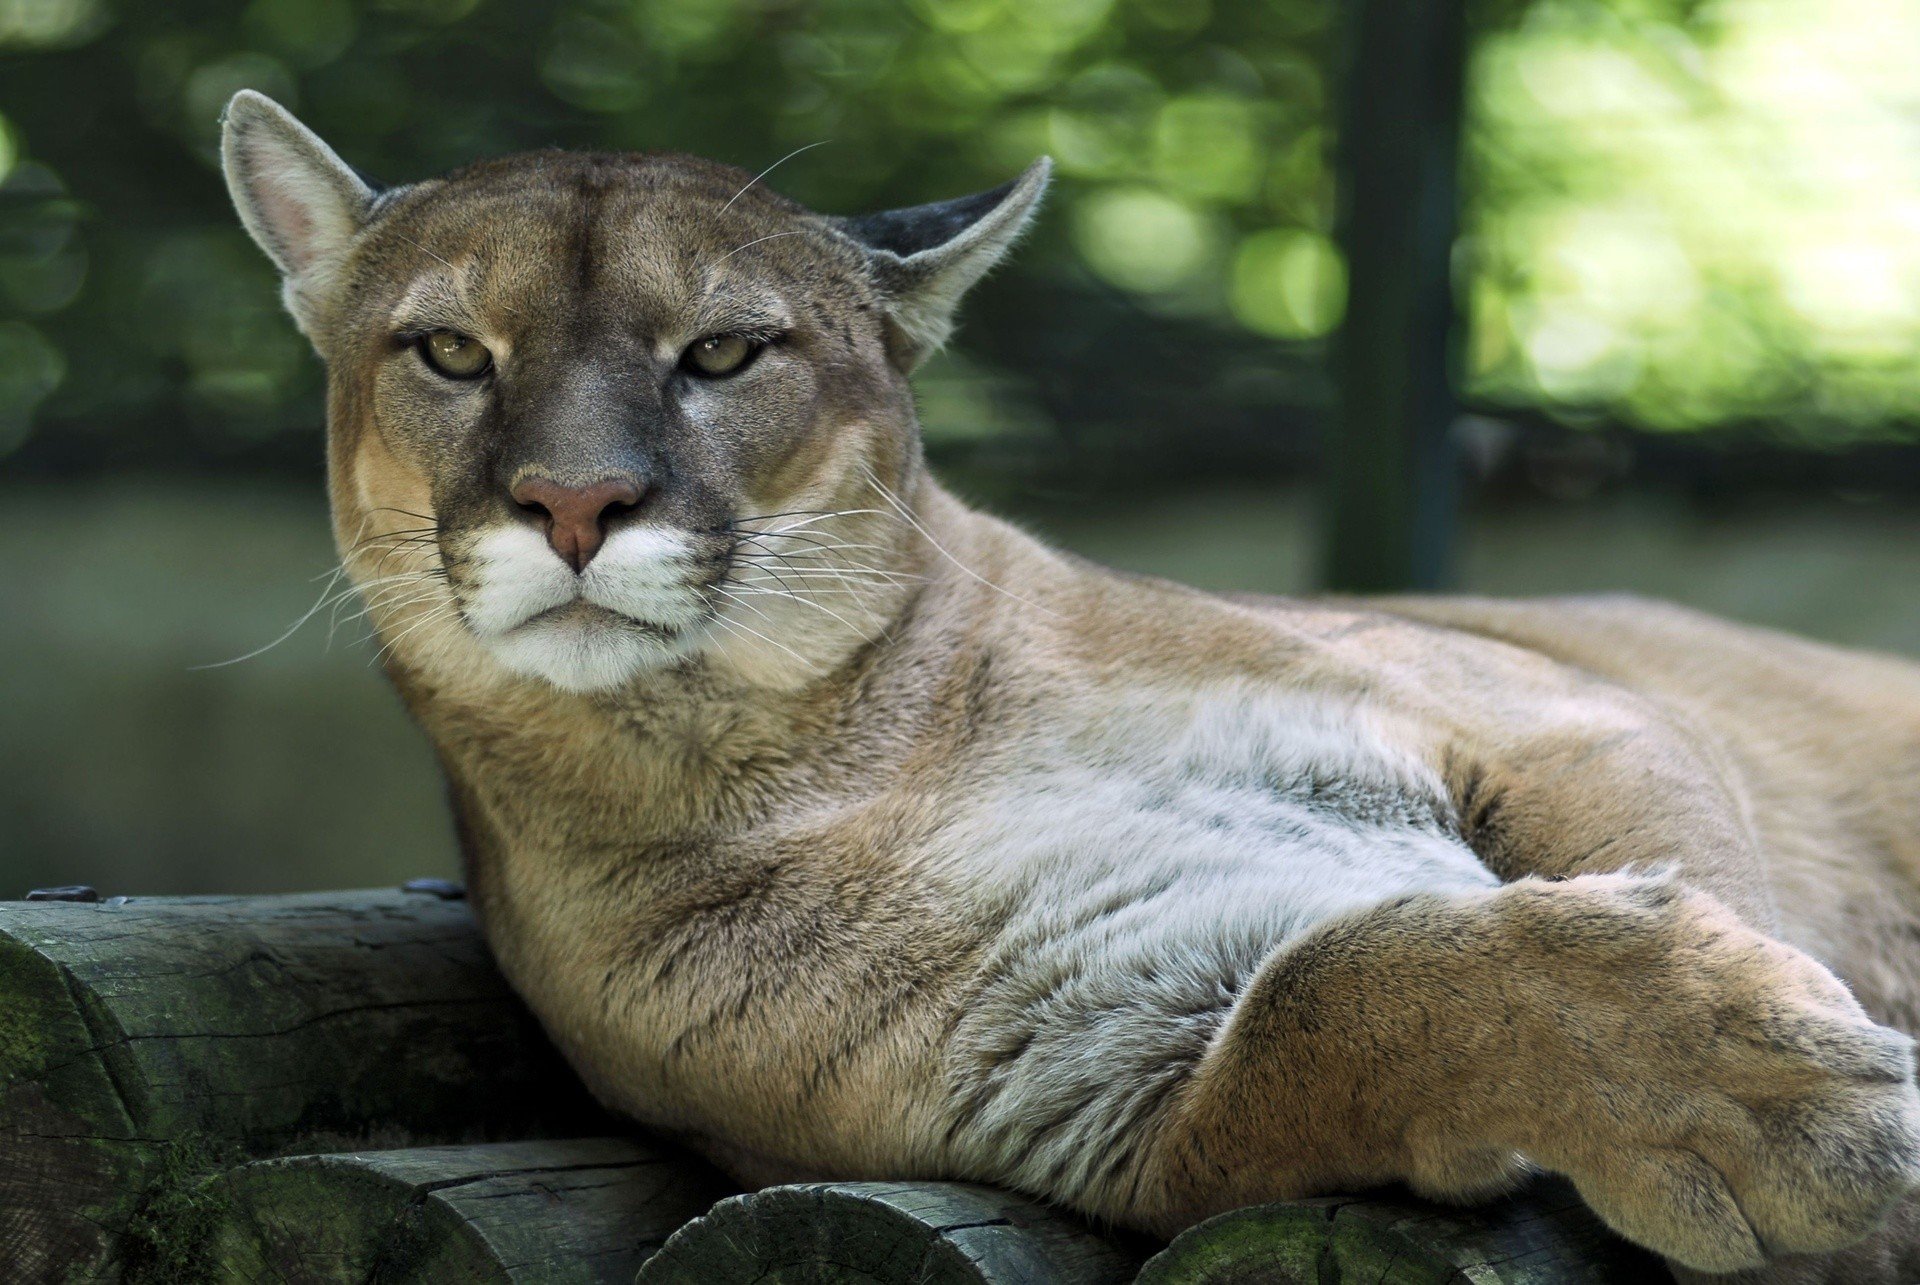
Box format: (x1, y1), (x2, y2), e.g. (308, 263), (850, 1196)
(1494, 874), (1920, 1274)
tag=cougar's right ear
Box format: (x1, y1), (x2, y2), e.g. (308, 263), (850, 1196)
(221, 90), (375, 337)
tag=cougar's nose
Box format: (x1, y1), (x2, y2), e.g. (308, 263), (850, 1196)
(510, 475), (643, 572)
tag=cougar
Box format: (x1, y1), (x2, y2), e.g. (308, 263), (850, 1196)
(222, 89), (1920, 1281)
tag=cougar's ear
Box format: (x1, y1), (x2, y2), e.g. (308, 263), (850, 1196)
(835, 157), (1051, 371)
(221, 90), (375, 336)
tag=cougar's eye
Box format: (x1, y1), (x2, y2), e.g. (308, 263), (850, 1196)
(418, 331), (493, 380)
(681, 333), (759, 379)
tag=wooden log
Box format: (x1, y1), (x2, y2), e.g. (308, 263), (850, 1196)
(637, 1181), (1147, 1283)
(1134, 1177), (1663, 1283)
(195, 1137), (733, 1283)
(0, 890), (612, 1282)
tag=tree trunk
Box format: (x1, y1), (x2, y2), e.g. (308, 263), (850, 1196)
(1134, 1178), (1664, 1283)
(194, 1137), (732, 1283)
(1325, 0), (1467, 592)
(638, 1181), (1148, 1284)
(0, 891), (610, 1281)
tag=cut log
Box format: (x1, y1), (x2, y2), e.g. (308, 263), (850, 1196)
(195, 1137), (733, 1282)
(637, 1181), (1147, 1283)
(1134, 1177), (1664, 1283)
(0, 891), (612, 1282)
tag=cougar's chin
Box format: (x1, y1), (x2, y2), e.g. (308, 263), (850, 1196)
(461, 525), (712, 693)
(487, 611), (701, 692)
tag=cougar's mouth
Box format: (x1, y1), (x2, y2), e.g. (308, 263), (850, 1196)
(522, 600), (677, 633)
(458, 524), (715, 690)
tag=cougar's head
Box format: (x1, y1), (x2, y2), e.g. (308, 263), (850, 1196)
(222, 91), (1046, 694)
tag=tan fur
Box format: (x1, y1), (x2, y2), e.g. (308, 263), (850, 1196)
(223, 92), (1920, 1280)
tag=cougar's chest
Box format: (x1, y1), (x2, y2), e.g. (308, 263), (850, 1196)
(938, 682), (1498, 938)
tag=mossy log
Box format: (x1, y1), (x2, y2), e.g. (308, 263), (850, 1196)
(1134, 1178), (1663, 1284)
(0, 891), (611, 1282)
(196, 1137), (733, 1283)
(637, 1181), (1148, 1283)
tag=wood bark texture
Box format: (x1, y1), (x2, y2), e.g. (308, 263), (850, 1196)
(0, 891), (609, 1281)
(1134, 1178), (1664, 1284)
(638, 1180), (1150, 1283)
(199, 1137), (733, 1282)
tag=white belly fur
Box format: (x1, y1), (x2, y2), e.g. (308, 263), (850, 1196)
(934, 683), (1497, 1203)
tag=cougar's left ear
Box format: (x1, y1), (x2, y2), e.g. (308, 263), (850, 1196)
(834, 158), (1051, 371)
(221, 89), (376, 339)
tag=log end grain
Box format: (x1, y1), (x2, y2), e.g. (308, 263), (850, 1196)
(639, 1181), (1146, 1285)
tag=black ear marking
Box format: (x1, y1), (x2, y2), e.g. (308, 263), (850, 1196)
(837, 179), (1021, 259)
(828, 158), (1051, 371)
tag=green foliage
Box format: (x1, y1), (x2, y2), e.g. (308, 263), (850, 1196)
(1464, 0), (1920, 442)
(0, 0), (1912, 476)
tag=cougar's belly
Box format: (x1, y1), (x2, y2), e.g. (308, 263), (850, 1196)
(923, 679), (1500, 1198)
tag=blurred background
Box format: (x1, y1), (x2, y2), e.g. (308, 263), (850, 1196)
(2, 0), (1917, 895)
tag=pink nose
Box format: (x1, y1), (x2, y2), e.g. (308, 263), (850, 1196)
(510, 476), (643, 572)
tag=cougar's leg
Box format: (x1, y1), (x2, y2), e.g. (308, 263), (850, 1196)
(1128, 873), (1920, 1277)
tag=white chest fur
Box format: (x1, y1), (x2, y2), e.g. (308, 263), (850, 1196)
(933, 683), (1495, 1204)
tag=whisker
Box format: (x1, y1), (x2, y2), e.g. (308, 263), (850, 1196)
(712, 586), (781, 627)
(731, 532), (895, 558)
(191, 561), (362, 670)
(195, 505), (454, 671)
(722, 584), (870, 637)
(749, 509), (892, 536)
(733, 570), (925, 593)
(333, 581), (449, 644)
(730, 543), (916, 568)
(323, 575), (431, 626)
(739, 544), (873, 600)
(709, 613), (811, 666)
(371, 602), (461, 666)
(728, 532), (905, 571)
(730, 552), (925, 584)
(361, 538), (447, 576)
(718, 140), (830, 219)
(306, 512), (380, 581)
(346, 526), (437, 553)
(738, 552), (808, 598)
(711, 231), (808, 267)
(865, 469), (1060, 618)
(734, 561), (916, 594)
(726, 508), (846, 526)
(731, 554), (917, 574)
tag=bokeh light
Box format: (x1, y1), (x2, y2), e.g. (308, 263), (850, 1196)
(0, 0), (1917, 468)
(1467, 0), (1920, 440)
